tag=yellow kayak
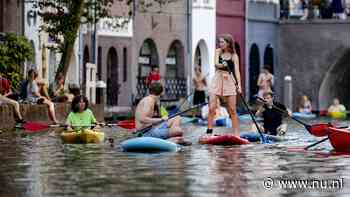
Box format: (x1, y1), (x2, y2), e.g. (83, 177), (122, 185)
(328, 111), (347, 119)
(61, 129), (105, 144)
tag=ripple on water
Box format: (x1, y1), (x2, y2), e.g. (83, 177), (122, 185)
(0, 119), (350, 196)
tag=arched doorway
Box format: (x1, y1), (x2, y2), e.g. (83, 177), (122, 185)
(264, 44), (274, 74)
(138, 38), (159, 77)
(319, 49), (350, 110)
(249, 44), (260, 101)
(83, 46), (90, 93)
(137, 38), (159, 98)
(166, 40), (185, 78)
(106, 47), (119, 106)
(194, 39), (209, 76)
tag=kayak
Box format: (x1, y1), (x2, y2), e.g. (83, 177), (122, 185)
(240, 131), (285, 142)
(121, 137), (178, 153)
(328, 111), (346, 119)
(328, 127), (350, 152)
(61, 129), (105, 144)
(199, 134), (250, 145)
(292, 112), (316, 119)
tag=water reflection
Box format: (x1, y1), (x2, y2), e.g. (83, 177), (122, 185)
(0, 119), (349, 196)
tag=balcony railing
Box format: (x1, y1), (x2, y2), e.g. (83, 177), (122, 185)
(135, 77), (187, 103)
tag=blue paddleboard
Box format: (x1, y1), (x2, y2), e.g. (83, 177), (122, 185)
(240, 131), (285, 142)
(121, 137), (178, 153)
(292, 112), (316, 119)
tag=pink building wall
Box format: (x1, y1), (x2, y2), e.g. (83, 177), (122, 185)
(216, 0), (246, 92)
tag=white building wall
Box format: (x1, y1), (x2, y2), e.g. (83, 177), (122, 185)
(24, 2), (41, 77)
(192, 0), (216, 82)
(25, 2), (80, 86)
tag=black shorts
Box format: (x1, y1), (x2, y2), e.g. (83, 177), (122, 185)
(193, 90), (206, 105)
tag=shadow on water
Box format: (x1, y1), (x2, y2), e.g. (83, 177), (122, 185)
(0, 118), (349, 197)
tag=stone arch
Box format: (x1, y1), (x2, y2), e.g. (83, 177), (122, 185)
(138, 38), (159, 77)
(249, 43), (260, 101)
(319, 49), (350, 110)
(264, 44), (274, 74)
(166, 40), (185, 78)
(106, 47), (119, 106)
(194, 39), (209, 76)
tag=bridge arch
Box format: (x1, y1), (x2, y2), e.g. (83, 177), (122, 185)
(319, 49), (350, 110)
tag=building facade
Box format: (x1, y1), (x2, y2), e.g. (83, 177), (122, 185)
(82, 1), (133, 107)
(246, 0), (279, 101)
(0, 0), (24, 34)
(131, 1), (189, 104)
(192, 0), (216, 80)
(23, 1), (80, 88)
(216, 0), (246, 91)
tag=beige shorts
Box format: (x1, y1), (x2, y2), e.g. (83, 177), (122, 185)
(209, 71), (237, 96)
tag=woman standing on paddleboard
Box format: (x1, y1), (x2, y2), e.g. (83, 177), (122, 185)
(207, 34), (242, 136)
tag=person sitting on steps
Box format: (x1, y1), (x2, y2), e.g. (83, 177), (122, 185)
(0, 73), (25, 123)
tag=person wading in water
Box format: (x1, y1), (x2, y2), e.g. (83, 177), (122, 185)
(207, 34), (242, 136)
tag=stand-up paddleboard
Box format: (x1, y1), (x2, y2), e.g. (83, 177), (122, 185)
(121, 137), (178, 153)
(199, 134), (250, 145)
(239, 131), (285, 143)
(292, 112), (316, 119)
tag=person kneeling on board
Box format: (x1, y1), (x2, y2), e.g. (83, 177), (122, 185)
(256, 91), (290, 136)
(135, 82), (191, 145)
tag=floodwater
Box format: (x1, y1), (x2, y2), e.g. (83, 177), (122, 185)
(0, 117), (349, 197)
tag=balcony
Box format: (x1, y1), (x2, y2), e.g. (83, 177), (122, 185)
(135, 77), (187, 105)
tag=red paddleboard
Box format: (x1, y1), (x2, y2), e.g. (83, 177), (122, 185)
(199, 134), (250, 145)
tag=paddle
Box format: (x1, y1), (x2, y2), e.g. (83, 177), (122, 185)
(256, 96), (329, 137)
(172, 72), (210, 114)
(134, 102), (208, 137)
(304, 137), (329, 150)
(226, 66), (267, 143)
(19, 120), (135, 133)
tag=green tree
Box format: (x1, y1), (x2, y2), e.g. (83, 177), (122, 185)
(38, 0), (180, 80)
(0, 33), (34, 89)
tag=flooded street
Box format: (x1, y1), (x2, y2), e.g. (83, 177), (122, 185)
(0, 118), (349, 197)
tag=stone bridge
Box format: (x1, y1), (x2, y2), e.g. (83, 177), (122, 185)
(276, 20), (350, 111)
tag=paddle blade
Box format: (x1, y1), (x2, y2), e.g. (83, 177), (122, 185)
(22, 122), (49, 133)
(116, 120), (136, 129)
(308, 123), (329, 137)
